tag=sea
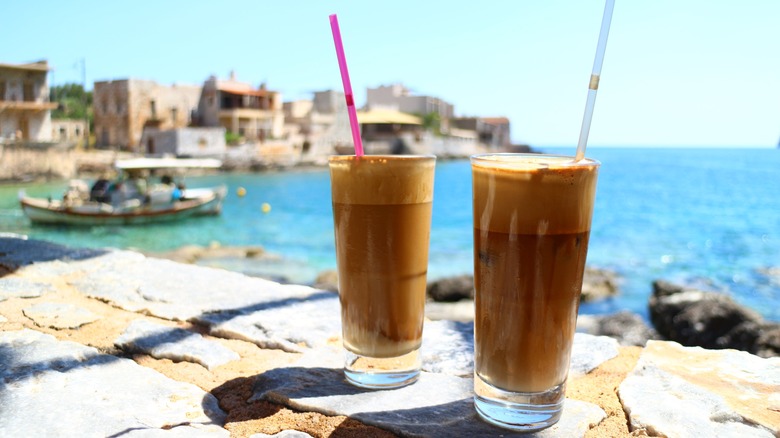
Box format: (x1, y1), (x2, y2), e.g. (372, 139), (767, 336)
(1, 147), (778, 322)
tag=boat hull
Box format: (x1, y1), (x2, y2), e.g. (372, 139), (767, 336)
(20, 186), (226, 226)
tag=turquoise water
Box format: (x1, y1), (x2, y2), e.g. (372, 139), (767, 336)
(1, 147), (778, 321)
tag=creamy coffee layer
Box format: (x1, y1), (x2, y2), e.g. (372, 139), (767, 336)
(329, 155), (435, 205)
(472, 155), (598, 235)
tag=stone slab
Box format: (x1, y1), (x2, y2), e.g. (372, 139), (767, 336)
(22, 302), (101, 329)
(65, 252), (321, 321)
(250, 363), (605, 437)
(115, 319), (240, 370)
(619, 340), (780, 437)
(0, 329), (228, 437)
(0, 277), (52, 302)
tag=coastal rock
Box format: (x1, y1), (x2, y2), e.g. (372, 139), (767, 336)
(580, 267), (620, 302)
(22, 302), (101, 329)
(145, 243), (268, 265)
(618, 340), (780, 437)
(427, 275), (474, 302)
(115, 319), (240, 370)
(425, 299), (475, 322)
(251, 366), (606, 438)
(313, 269), (339, 292)
(649, 280), (778, 356)
(0, 329), (227, 437)
(424, 267), (620, 304)
(577, 311), (659, 347)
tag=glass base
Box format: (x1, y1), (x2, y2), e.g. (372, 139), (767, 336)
(474, 375), (565, 432)
(344, 348), (420, 389)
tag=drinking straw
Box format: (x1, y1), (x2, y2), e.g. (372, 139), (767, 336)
(575, 0), (615, 161)
(329, 14), (364, 157)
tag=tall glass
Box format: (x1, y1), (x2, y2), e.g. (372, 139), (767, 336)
(471, 153), (599, 431)
(329, 155), (436, 389)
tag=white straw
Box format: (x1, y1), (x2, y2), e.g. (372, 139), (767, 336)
(575, 0), (615, 161)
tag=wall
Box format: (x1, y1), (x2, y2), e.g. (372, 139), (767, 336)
(0, 143), (76, 180)
(140, 127), (226, 158)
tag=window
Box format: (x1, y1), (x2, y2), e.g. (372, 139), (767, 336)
(150, 100), (157, 119)
(171, 107), (178, 124)
(59, 127), (66, 139)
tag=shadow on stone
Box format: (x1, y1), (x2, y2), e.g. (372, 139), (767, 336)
(0, 236), (108, 278)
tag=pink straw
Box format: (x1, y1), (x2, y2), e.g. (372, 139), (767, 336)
(329, 14), (364, 157)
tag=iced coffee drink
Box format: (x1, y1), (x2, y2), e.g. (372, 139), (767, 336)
(329, 155), (435, 388)
(471, 153), (599, 431)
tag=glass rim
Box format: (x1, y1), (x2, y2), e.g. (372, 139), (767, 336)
(470, 153), (600, 168)
(329, 154), (436, 163)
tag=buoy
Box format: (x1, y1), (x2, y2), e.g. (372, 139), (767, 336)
(261, 202), (271, 214)
(236, 187), (247, 197)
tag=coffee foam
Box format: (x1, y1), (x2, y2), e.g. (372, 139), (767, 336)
(472, 155), (599, 235)
(329, 155), (435, 205)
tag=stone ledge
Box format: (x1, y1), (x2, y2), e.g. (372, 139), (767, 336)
(0, 236), (778, 437)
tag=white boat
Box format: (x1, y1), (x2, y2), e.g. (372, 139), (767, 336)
(19, 158), (227, 226)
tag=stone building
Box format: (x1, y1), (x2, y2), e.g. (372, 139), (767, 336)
(197, 72), (284, 143)
(282, 90), (351, 162)
(50, 119), (87, 144)
(0, 60), (57, 143)
(451, 116), (511, 151)
(365, 83), (454, 132)
(138, 127), (226, 158)
(93, 79), (201, 151)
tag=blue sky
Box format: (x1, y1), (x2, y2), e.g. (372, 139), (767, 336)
(3, 0), (779, 148)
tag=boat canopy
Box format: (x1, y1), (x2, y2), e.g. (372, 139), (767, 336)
(115, 158), (223, 171)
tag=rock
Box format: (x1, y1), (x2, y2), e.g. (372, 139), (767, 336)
(147, 243), (268, 264)
(618, 340), (780, 437)
(648, 280), (777, 355)
(581, 267), (620, 302)
(425, 267), (619, 304)
(651, 279), (687, 297)
(585, 311), (659, 347)
(755, 326), (780, 358)
(427, 275), (474, 302)
(22, 302), (101, 329)
(425, 299), (475, 322)
(313, 269), (339, 292)
(0, 329), (228, 437)
(115, 319), (240, 370)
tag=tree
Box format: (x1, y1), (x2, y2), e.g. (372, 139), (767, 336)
(50, 83), (93, 130)
(419, 112), (442, 136)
